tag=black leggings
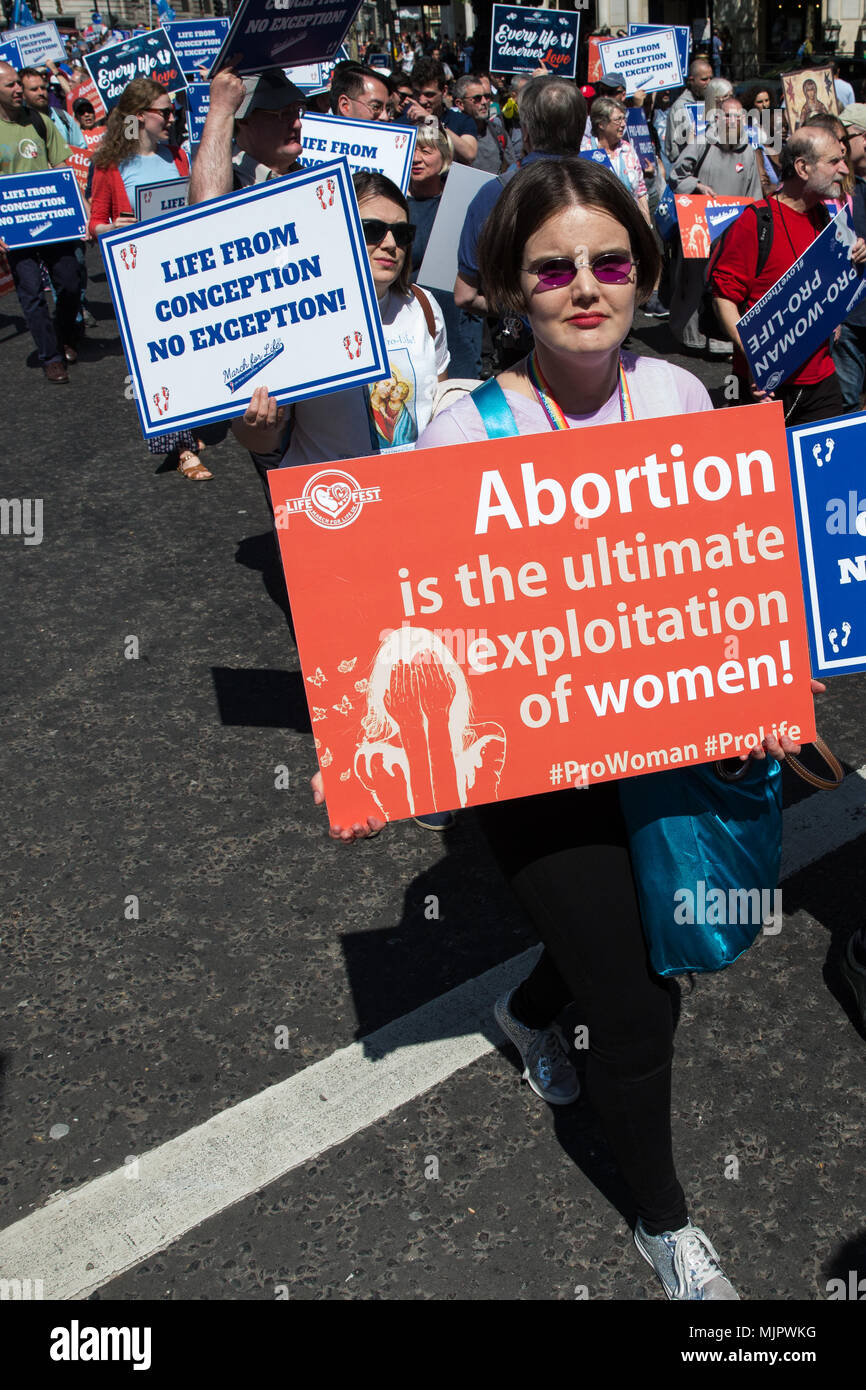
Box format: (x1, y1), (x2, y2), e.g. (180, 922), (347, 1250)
(478, 781), (688, 1235)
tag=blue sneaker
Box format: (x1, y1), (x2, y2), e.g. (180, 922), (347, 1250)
(634, 1218), (740, 1299)
(413, 811), (455, 830)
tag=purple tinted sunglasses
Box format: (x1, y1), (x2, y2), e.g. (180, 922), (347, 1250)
(524, 253), (637, 288)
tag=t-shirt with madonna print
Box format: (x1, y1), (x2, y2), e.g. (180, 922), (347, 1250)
(282, 286), (450, 468)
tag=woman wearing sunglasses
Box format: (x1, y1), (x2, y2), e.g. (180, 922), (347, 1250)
(320, 158), (810, 1297)
(89, 80), (188, 238)
(89, 80), (207, 479)
(235, 171), (449, 469)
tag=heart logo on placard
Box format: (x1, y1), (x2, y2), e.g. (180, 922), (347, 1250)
(311, 482), (352, 517)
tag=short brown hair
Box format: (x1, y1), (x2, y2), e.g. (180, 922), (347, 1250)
(477, 157), (660, 315)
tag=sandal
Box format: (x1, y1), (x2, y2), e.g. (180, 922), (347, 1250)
(177, 449), (212, 481)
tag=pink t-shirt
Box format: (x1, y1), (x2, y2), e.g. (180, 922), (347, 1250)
(417, 352), (713, 449)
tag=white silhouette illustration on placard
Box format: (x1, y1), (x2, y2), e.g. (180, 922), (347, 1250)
(841, 620), (851, 647)
(353, 627), (506, 819)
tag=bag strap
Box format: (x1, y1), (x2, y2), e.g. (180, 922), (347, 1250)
(714, 733), (844, 790)
(470, 376), (520, 438)
(784, 734), (844, 790)
(25, 106), (49, 145)
(411, 283), (436, 339)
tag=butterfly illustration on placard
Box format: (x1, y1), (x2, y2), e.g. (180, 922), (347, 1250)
(320, 748), (333, 767)
(338, 658), (357, 672)
(332, 695), (353, 716)
(306, 667), (327, 687)
(311, 706), (327, 721)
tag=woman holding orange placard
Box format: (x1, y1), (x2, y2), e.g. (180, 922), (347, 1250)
(313, 157), (823, 1301)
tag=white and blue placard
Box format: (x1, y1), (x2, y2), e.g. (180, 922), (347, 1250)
(100, 158), (388, 438)
(298, 113), (416, 192)
(625, 107), (655, 167)
(489, 6), (579, 80)
(706, 202), (748, 244)
(0, 35), (23, 68)
(654, 183), (677, 239)
(1, 20), (66, 65)
(684, 101), (706, 140)
(598, 27), (683, 96)
(185, 81), (210, 148)
(285, 44), (349, 94)
(368, 53), (391, 72)
(210, 0), (363, 77)
(578, 147), (614, 172)
(84, 29), (188, 112)
(0, 168), (87, 249)
(787, 413), (866, 676)
(740, 206), (866, 392)
(163, 18), (229, 75)
(627, 23), (690, 80)
(135, 176), (190, 222)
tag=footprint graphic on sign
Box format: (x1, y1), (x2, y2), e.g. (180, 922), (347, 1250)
(327, 178), (335, 206)
(825, 436), (835, 463)
(812, 441), (823, 466)
(153, 391), (164, 417)
(316, 184), (326, 209)
(343, 334), (353, 359)
(841, 620), (851, 647)
(828, 627), (839, 652)
(162, 386), (169, 411)
(354, 330), (363, 356)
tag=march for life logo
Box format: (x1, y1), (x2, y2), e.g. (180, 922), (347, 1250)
(277, 467), (383, 529)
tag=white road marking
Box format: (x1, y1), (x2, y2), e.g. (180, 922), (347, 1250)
(1, 767), (864, 1299)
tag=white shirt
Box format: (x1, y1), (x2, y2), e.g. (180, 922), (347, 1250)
(283, 286), (449, 467)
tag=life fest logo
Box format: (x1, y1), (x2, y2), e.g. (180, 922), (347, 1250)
(278, 467), (383, 530)
(18, 138), (39, 159)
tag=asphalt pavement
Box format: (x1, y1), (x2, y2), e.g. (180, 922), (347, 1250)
(1, 249), (865, 1318)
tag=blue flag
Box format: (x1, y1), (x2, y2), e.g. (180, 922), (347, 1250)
(156, 0), (177, 22)
(13, 0), (36, 26)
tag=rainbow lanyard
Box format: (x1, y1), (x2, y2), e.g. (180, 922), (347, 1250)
(526, 351), (634, 428)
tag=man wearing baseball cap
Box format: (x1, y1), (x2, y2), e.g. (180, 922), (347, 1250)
(189, 67), (307, 204)
(832, 103), (866, 410)
(596, 70), (626, 100)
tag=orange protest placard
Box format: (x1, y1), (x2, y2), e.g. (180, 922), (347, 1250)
(587, 37), (603, 83)
(67, 147), (91, 194)
(269, 402), (815, 828)
(674, 193), (754, 258)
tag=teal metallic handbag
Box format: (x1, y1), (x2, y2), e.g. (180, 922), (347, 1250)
(617, 760), (783, 976)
